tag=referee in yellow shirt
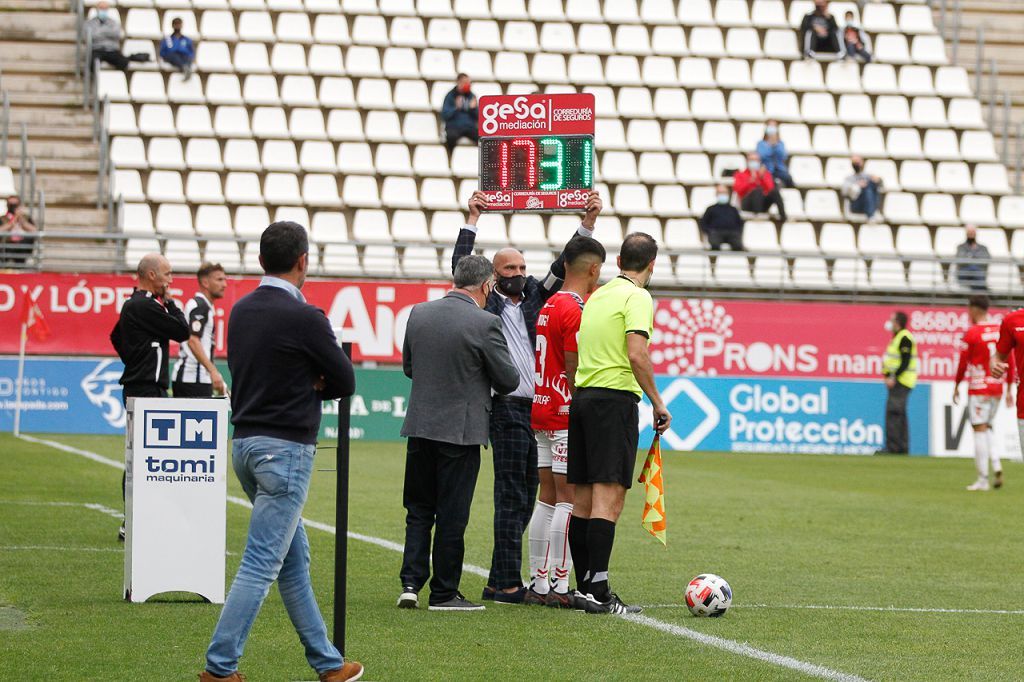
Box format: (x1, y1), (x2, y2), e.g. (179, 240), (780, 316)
(566, 232), (672, 614)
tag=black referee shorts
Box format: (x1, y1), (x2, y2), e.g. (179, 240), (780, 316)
(567, 387), (640, 489)
(172, 381), (214, 398)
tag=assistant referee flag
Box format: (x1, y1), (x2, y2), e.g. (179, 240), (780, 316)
(638, 435), (666, 546)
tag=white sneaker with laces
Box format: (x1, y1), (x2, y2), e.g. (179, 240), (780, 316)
(966, 479), (990, 491)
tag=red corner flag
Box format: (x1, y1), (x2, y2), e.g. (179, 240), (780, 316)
(638, 434), (667, 546)
(21, 294), (51, 343)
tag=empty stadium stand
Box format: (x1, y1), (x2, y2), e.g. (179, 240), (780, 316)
(8, 0), (1024, 299)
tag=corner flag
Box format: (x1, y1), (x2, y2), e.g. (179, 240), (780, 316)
(20, 294), (50, 343)
(638, 435), (666, 546)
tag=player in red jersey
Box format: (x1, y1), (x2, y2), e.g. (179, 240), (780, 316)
(953, 295), (1014, 491)
(524, 236), (606, 608)
(991, 300), (1024, 489)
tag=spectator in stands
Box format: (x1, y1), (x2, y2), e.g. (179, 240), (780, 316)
(160, 17), (196, 80)
(85, 1), (150, 72)
(699, 185), (745, 251)
(842, 156), (884, 222)
(956, 224), (991, 291)
(800, 0), (844, 59)
(734, 152), (788, 223)
(756, 120), (794, 188)
(0, 194), (38, 267)
(441, 73), (479, 154)
(843, 11), (873, 63)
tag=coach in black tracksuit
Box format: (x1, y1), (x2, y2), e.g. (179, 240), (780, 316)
(111, 253), (190, 403)
(110, 253), (189, 539)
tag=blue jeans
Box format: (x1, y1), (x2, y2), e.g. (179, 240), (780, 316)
(205, 437), (343, 677)
(851, 182), (881, 218)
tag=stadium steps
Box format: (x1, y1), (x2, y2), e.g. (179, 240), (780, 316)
(0, 3), (110, 252)
(937, 0), (1024, 172)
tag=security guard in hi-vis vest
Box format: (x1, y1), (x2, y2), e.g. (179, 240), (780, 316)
(878, 311), (918, 455)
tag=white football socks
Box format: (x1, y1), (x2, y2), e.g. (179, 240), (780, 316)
(528, 501), (555, 594)
(988, 429), (1002, 474)
(550, 502), (574, 594)
(974, 428), (990, 480)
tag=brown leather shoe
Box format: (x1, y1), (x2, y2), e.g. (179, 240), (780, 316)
(198, 672), (245, 682)
(320, 661), (364, 682)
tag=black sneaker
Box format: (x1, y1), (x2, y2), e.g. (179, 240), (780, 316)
(493, 586), (527, 605)
(481, 586), (496, 601)
(994, 470), (1004, 489)
(396, 586), (419, 609)
(569, 589), (589, 611)
(118, 523), (125, 542)
(428, 593), (485, 611)
(584, 592), (642, 615)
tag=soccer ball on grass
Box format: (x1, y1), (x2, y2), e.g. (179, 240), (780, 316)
(685, 574), (732, 617)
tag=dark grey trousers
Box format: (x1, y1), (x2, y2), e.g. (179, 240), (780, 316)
(885, 383), (912, 454)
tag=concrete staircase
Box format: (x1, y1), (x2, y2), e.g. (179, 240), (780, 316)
(935, 0), (1024, 185)
(0, 0), (113, 268)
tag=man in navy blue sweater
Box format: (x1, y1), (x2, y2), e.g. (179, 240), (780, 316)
(202, 222), (363, 682)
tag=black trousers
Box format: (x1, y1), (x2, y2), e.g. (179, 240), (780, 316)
(172, 381), (213, 398)
(708, 231), (744, 251)
(885, 383), (911, 454)
(741, 188), (788, 222)
(445, 123), (479, 153)
(91, 49), (149, 71)
(121, 384), (168, 501)
(487, 397), (539, 589)
(400, 437), (481, 604)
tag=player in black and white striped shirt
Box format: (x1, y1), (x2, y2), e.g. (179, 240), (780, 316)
(173, 262), (227, 397)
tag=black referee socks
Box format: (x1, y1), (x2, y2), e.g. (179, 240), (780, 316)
(585, 518), (616, 601)
(567, 515), (590, 595)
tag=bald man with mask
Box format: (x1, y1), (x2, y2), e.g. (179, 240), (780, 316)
(452, 189), (602, 604)
(111, 253), (190, 538)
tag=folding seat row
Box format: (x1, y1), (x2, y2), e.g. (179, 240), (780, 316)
(122, 170), (343, 206)
(106, 1), (344, 13)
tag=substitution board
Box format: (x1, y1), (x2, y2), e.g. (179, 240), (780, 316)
(477, 93), (595, 212)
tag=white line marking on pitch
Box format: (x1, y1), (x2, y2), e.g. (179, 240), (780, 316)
(0, 499), (124, 519)
(1, 545), (123, 553)
(643, 603), (1024, 616)
(18, 434), (865, 681)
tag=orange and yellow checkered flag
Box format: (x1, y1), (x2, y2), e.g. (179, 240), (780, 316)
(637, 435), (666, 546)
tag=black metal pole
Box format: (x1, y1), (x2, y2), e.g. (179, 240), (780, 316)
(333, 342), (353, 655)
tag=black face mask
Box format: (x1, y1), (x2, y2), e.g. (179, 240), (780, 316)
(967, 238), (976, 245)
(7, 203), (18, 212)
(852, 164), (863, 173)
(497, 275), (526, 297)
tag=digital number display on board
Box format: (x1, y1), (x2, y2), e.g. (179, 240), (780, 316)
(477, 94), (595, 212)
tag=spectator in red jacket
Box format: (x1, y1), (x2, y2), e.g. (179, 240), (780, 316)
(733, 152), (788, 223)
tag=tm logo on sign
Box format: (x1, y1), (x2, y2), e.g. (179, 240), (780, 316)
(143, 411), (218, 449)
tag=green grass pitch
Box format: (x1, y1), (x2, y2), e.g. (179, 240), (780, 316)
(1, 432), (1023, 681)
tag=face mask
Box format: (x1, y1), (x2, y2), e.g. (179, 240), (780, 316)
(967, 237), (976, 245)
(765, 126), (778, 136)
(852, 163), (863, 173)
(747, 160), (760, 172)
(7, 203), (18, 212)
(716, 194), (729, 204)
(97, 9), (108, 19)
(497, 275), (526, 297)
(458, 82), (471, 94)
(884, 320), (894, 333)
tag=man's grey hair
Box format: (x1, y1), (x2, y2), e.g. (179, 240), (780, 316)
(454, 255), (494, 289)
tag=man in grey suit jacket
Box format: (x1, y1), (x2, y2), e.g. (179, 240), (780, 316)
(398, 255), (518, 611)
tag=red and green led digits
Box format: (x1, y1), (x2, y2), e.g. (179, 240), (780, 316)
(539, 137), (563, 190)
(498, 138), (537, 189)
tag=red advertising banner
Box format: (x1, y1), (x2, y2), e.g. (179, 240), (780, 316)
(648, 298), (993, 382)
(0, 272), (994, 382)
(0, 273), (449, 362)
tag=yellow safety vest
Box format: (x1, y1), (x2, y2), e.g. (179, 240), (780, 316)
(883, 329), (918, 389)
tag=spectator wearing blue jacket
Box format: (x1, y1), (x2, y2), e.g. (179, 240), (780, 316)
(755, 120), (794, 188)
(160, 18), (195, 79)
(442, 73), (479, 153)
